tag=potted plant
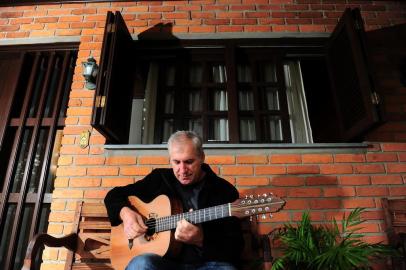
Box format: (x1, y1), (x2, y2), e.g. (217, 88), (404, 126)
(271, 208), (394, 270)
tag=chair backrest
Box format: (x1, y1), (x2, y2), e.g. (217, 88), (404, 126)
(65, 201), (113, 270)
(382, 198), (406, 236)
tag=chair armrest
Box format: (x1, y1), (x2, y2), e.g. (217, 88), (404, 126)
(21, 233), (78, 270)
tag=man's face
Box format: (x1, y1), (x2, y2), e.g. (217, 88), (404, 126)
(169, 140), (204, 186)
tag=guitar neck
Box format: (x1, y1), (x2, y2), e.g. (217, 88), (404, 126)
(154, 203), (231, 233)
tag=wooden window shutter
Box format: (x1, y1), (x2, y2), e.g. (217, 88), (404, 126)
(0, 52), (24, 149)
(91, 11), (134, 144)
(325, 8), (380, 141)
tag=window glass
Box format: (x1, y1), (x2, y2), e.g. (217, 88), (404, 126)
(208, 118), (229, 142)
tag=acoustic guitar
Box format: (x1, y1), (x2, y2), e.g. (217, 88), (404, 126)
(110, 193), (285, 270)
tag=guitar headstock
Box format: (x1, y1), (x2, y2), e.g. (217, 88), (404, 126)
(230, 193), (285, 219)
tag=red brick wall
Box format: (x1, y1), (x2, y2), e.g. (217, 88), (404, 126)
(1, 1), (406, 269)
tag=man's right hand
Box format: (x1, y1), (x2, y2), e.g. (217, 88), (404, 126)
(119, 206), (148, 239)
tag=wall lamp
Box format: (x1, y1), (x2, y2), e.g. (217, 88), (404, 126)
(82, 57), (98, 90)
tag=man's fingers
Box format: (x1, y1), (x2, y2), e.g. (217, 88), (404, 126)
(136, 215), (148, 230)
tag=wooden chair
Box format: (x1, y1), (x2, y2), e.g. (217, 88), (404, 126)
(382, 198), (406, 270)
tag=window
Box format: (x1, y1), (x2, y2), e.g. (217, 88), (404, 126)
(132, 46), (296, 144)
(92, 10), (382, 145)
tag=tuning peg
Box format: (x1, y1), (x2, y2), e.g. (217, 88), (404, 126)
(263, 193), (267, 197)
(249, 195), (254, 199)
(245, 195), (248, 199)
(250, 216), (253, 222)
(269, 213), (273, 218)
(262, 214), (266, 219)
(256, 215), (259, 220)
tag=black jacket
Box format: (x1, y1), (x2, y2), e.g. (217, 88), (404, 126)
(104, 163), (244, 266)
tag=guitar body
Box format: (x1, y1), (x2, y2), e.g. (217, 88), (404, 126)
(110, 195), (182, 270)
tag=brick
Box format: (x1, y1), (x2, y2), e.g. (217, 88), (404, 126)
(6, 32), (29, 38)
(188, 25), (215, 32)
(353, 164), (385, 174)
(288, 188), (322, 197)
(230, 4), (256, 11)
(42, 247), (59, 260)
(120, 166), (152, 176)
(320, 164), (353, 174)
(282, 199), (309, 210)
(232, 18), (257, 25)
(255, 165), (286, 175)
(222, 166), (253, 175)
(237, 155), (268, 164)
(216, 12), (243, 18)
(389, 186), (406, 196)
(204, 18), (230, 25)
(47, 224), (64, 234)
(236, 177), (269, 186)
(84, 189), (108, 199)
(324, 187), (356, 197)
(71, 8), (97, 15)
(334, 153), (366, 163)
(75, 156), (105, 165)
(56, 167), (86, 176)
(0, 12), (24, 18)
(342, 198), (376, 208)
(40, 263), (65, 270)
(89, 135), (106, 145)
(360, 210), (384, 221)
(164, 12), (189, 19)
(270, 176), (304, 186)
(60, 145), (89, 155)
(54, 177), (69, 188)
(52, 189), (83, 199)
(87, 167), (119, 176)
(399, 153), (406, 162)
(191, 12), (215, 19)
(287, 165), (319, 174)
(310, 199), (341, 209)
(50, 201), (66, 211)
(106, 156), (137, 165)
(366, 153), (398, 162)
(102, 177), (134, 187)
(382, 143), (406, 152)
(306, 176), (338, 185)
(272, 25), (299, 31)
(205, 155), (235, 164)
(269, 154), (301, 164)
(339, 175), (370, 185)
(218, 25), (244, 32)
(272, 12), (297, 18)
(356, 187), (389, 196)
(371, 175), (403, 185)
(245, 25), (272, 32)
(58, 156), (72, 166)
(69, 177), (101, 187)
(55, 29), (82, 36)
(138, 156), (169, 165)
(302, 154), (333, 163)
(386, 163), (406, 173)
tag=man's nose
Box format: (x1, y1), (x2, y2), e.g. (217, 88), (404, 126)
(179, 162), (188, 172)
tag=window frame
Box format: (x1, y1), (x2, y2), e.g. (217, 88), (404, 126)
(134, 39), (326, 144)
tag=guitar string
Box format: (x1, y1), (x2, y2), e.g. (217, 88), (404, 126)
(141, 201), (284, 231)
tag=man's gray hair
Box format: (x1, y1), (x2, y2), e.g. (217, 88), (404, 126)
(167, 131), (204, 157)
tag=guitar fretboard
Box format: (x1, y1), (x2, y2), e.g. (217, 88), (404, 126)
(154, 203), (231, 232)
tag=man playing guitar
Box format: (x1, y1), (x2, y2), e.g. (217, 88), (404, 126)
(104, 130), (244, 270)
